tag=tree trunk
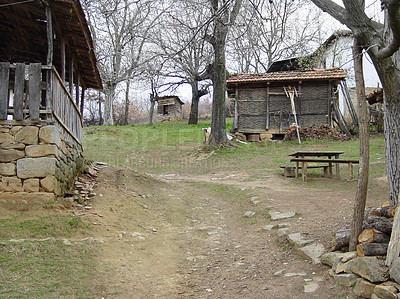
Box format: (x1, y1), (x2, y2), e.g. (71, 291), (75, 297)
(208, 30), (228, 145)
(368, 53), (400, 268)
(357, 243), (388, 257)
(188, 81), (200, 125)
(349, 38), (369, 251)
(98, 91), (103, 126)
(123, 80), (130, 126)
(103, 85), (116, 126)
(149, 96), (155, 126)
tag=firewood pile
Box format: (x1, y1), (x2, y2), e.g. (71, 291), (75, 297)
(332, 201), (395, 257)
(70, 163), (105, 207)
(284, 125), (350, 141)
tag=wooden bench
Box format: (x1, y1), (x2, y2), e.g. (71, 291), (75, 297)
(281, 165), (329, 177)
(290, 158), (359, 182)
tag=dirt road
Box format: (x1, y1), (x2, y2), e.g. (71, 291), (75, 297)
(78, 165), (387, 298)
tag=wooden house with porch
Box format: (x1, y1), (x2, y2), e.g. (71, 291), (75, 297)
(0, 0), (102, 202)
(226, 68), (346, 141)
(156, 96), (184, 121)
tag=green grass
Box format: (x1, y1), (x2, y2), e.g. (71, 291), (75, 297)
(0, 215), (88, 239)
(0, 215), (101, 298)
(83, 119), (387, 185)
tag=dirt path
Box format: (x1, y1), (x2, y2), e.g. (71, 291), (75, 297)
(81, 165), (387, 298)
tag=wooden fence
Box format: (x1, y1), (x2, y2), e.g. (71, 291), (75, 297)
(0, 62), (82, 142)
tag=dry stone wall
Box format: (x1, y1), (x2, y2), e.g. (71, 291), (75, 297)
(0, 123), (84, 203)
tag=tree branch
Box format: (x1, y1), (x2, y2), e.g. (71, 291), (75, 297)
(309, 0), (349, 25)
(374, 0), (400, 58)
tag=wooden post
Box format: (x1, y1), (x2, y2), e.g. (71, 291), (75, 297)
(28, 63), (42, 120)
(45, 6), (53, 120)
(302, 161), (307, 182)
(233, 84), (238, 130)
(0, 62), (10, 120)
(14, 63), (25, 121)
(45, 6), (53, 66)
(69, 56), (74, 97)
(61, 39), (66, 82)
(349, 162), (353, 180)
(75, 73), (80, 106)
(266, 82), (270, 130)
(80, 87), (85, 116)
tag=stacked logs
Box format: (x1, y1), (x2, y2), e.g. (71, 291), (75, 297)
(332, 202), (395, 257)
(284, 125), (350, 141)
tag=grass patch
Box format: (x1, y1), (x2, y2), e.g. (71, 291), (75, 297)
(0, 215), (101, 298)
(0, 240), (102, 298)
(0, 215), (89, 239)
(83, 120), (386, 188)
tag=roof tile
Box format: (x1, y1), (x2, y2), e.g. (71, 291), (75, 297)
(226, 68), (346, 84)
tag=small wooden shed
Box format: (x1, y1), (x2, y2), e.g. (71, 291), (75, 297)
(156, 96), (184, 120)
(0, 0), (102, 201)
(226, 68), (346, 139)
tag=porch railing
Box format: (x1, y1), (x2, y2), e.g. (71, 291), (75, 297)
(0, 62), (82, 143)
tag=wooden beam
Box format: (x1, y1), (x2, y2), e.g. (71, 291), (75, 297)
(61, 39), (66, 82)
(69, 55), (74, 97)
(75, 72), (80, 106)
(46, 5), (53, 66)
(0, 62), (10, 120)
(28, 63), (42, 120)
(14, 63), (25, 121)
(80, 88), (85, 116)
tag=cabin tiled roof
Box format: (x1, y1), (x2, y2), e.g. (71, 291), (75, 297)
(226, 68), (346, 84)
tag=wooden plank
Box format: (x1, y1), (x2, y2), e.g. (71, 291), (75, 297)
(46, 6), (53, 65)
(290, 158), (359, 163)
(14, 63), (25, 120)
(0, 62), (10, 120)
(28, 63), (42, 120)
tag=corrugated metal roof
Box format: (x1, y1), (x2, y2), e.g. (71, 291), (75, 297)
(226, 68), (346, 84)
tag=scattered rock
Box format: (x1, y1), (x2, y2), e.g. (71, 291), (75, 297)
(277, 228), (289, 237)
(63, 239), (73, 246)
(333, 273), (359, 287)
(262, 224), (275, 231)
(287, 233), (314, 249)
(341, 251), (358, 263)
(389, 257), (400, 284)
(298, 243), (325, 264)
(243, 211), (256, 218)
(269, 211), (296, 220)
(321, 251), (343, 267)
(349, 257), (389, 283)
(304, 282), (319, 293)
(353, 278), (376, 298)
(250, 196), (261, 205)
(278, 223), (290, 228)
(285, 272), (306, 277)
(373, 284), (398, 299)
(273, 269), (285, 276)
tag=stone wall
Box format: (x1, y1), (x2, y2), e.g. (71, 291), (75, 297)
(0, 122), (85, 204)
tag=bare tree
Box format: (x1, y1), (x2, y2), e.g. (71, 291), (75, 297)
(349, 37), (370, 251)
(308, 0), (400, 267)
(154, 0), (213, 125)
(205, 0), (243, 146)
(228, 0), (325, 73)
(83, 0), (166, 126)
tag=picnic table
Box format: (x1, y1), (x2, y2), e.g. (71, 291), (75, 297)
(288, 151), (358, 181)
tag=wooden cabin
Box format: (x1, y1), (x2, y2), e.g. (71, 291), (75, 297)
(0, 0), (102, 202)
(156, 96), (184, 121)
(226, 68), (346, 140)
